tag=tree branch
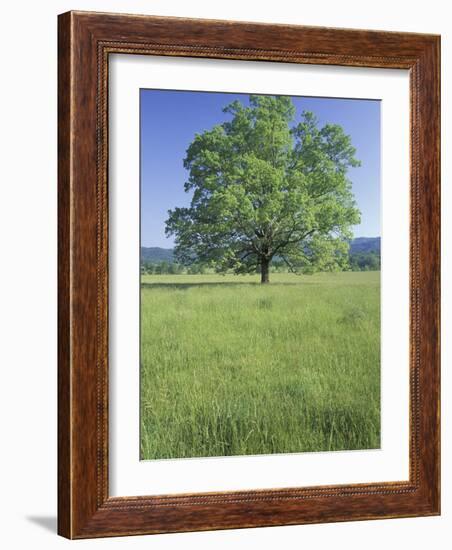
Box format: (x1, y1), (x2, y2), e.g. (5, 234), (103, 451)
(279, 255), (297, 273)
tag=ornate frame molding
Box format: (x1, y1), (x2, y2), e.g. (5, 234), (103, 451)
(58, 11), (440, 538)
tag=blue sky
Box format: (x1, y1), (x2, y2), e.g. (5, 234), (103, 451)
(141, 89), (380, 248)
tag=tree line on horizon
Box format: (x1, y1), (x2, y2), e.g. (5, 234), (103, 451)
(141, 248), (380, 276)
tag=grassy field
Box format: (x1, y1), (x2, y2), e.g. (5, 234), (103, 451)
(140, 271), (380, 460)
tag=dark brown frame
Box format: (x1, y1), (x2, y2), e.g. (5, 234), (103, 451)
(58, 10), (440, 539)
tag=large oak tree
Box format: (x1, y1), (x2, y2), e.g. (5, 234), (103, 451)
(165, 95), (361, 283)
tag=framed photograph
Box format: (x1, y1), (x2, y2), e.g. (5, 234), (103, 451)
(58, 11), (440, 538)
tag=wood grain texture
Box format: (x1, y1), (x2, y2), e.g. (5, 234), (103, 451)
(57, 10), (72, 538)
(57, 10), (440, 539)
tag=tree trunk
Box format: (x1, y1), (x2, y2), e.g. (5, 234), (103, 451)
(260, 257), (270, 284)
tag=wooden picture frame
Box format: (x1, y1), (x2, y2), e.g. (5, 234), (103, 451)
(58, 10), (440, 539)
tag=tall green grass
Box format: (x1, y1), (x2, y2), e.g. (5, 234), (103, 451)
(140, 272), (380, 459)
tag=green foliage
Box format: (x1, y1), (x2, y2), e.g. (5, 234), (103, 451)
(165, 95), (361, 282)
(349, 250), (381, 271)
(140, 250), (381, 276)
(141, 261), (200, 275)
(140, 272), (380, 459)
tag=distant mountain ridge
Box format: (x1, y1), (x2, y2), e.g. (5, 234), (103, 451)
(141, 237), (381, 263)
(349, 237), (380, 254)
(141, 247), (174, 263)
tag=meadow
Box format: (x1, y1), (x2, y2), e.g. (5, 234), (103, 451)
(140, 271), (380, 460)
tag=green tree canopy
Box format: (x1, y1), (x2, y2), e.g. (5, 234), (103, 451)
(166, 95), (361, 283)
